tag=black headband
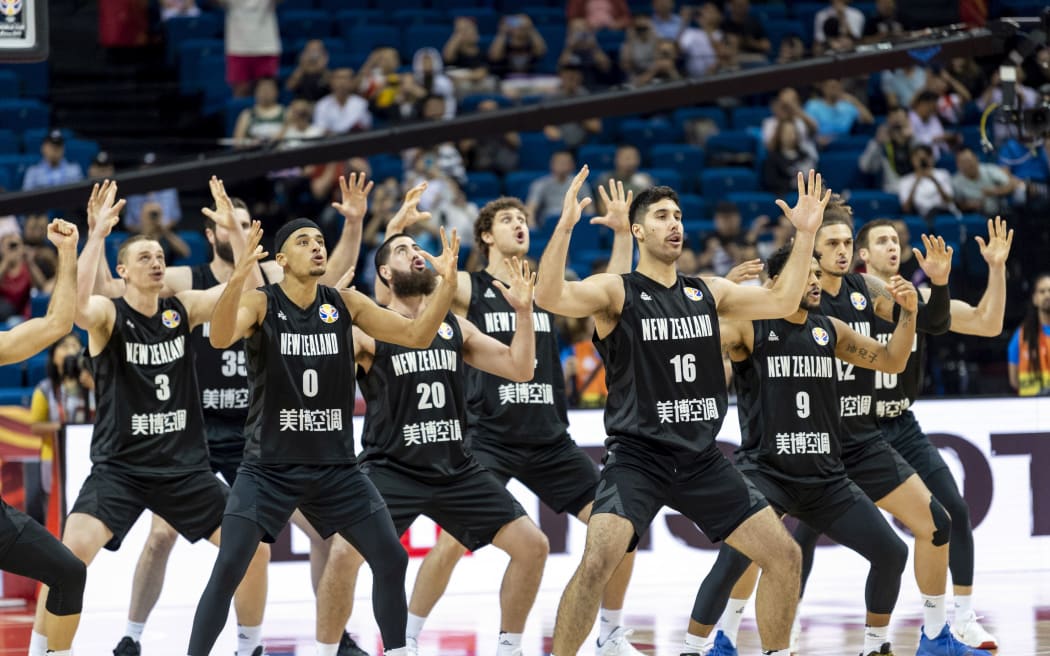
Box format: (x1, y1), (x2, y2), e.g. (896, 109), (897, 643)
(274, 218), (321, 253)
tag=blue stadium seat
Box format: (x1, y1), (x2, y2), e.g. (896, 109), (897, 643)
(63, 139), (100, 173)
(464, 172), (501, 198)
(164, 14), (223, 63)
(754, 4), (788, 20)
(0, 387), (32, 406)
(174, 231), (209, 267)
(443, 0), (481, 8)
(342, 24), (400, 51)
(0, 71), (20, 99)
(518, 132), (561, 171)
(645, 168), (682, 191)
(178, 39), (225, 95)
(279, 10), (333, 39)
(0, 364), (21, 387)
(537, 26), (567, 53)
(596, 30), (624, 52)
(0, 167), (12, 192)
(26, 354), (47, 387)
(822, 135), (871, 152)
(700, 167), (759, 196)
(0, 153), (42, 189)
(333, 9), (386, 26)
(849, 190), (901, 220)
(618, 119), (676, 150)
(30, 293), (49, 318)
(458, 93), (512, 114)
(0, 62), (49, 98)
(677, 194), (708, 221)
(22, 128), (72, 153)
(683, 219), (716, 241)
(369, 154), (402, 183)
(704, 131), (758, 165)
(568, 218), (603, 251)
(731, 106), (770, 130)
(276, 0), (317, 11)
(529, 7), (566, 24)
(527, 236), (549, 261)
(451, 8), (498, 33)
(932, 214), (986, 245)
(763, 18), (805, 51)
(391, 9), (446, 27)
(818, 152), (865, 192)
(0, 100), (48, 132)
(0, 129), (17, 154)
(673, 106), (727, 135)
(578, 144), (617, 172)
(505, 170), (545, 200)
(726, 192), (778, 219)
(648, 144), (704, 192)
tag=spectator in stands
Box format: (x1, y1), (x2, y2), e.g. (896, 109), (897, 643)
(232, 77), (285, 144)
(803, 78), (874, 144)
(443, 17), (494, 94)
(909, 89), (957, 159)
(1008, 272), (1050, 396)
(138, 200), (192, 263)
(813, 0), (865, 54)
(313, 68), (372, 135)
(124, 153), (183, 232)
(561, 315), (608, 409)
(488, 14), (547, 78)
(776, 34), (806, 64)
(859, 106), (917, 194)
(890, 219), (923, 284)
(629, 38), (683, 85)
(567, 0), (632, 31)
(761, 88), (819, 160)
(433, 181), (478, 245)
(402, 48), (457, 120)
(22, 131), (84, 191)
(695, 201), (754, 276)
(620, 15), (661, 80)
(762, 119), (819, 194)
(952, 148), (1021, 216)
(881, 65), (927, 109)
(722, 0), (770, 62)
(223, 0), (281, 98)
(595, 145), (653, 213)
(406, 97), (466, 184)
(87, 151), (114, 180)
(559, 20), (613, 89)
(1023, 45), (1050, 90)
(947, 56), (986, 98)
(755, 213), (794, 260)
(651, 0), (684, 40)
(925, 66), (972, 125)
(543, 63), (602, 149)
(31, 333), (96, 431)
(0, 220), (35, 325)
(715, 33), (742, 74)
(898, 144), (956, 218)
(162, 0), (200, 20)
(526, 151), (592, 227)
(459, 99), (520, 175)
(861, 0), (903, 44)
(285, 39), (331, 103)
(358, 48), (411, 123)
(276, 99), (324, 148)
(678, 1), (724, 78)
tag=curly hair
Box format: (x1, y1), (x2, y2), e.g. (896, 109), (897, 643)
(474, 197), (527, 261)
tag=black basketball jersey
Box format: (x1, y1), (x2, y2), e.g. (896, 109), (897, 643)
(873, 314), (924, 418)
(465, 270), (569, 444)
(359, 312), (476, 480)
(596, 272), (726, 454)
(243, 284), (356, 464)
(90, 297), (208, 473)
(732, 357), (760, 464)
(190, 263), (250, 426)
(737, 316), (847, 484)
(818, 272), (881, 450)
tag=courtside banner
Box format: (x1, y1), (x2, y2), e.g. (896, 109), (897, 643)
(62, 397), (1050, 611)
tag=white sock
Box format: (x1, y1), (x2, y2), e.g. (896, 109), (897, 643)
(683, 632), (708, 652)
(863, 625), (889, 654)
(954, 594), (973, 620)
(922, 594), (947, 639)
(316, 642), (339, 656)
(236, 625), (262, 656)
(45, 651), (71, 656)
(406, 611), (427, 641)
(598, 607), (622, 643)
(125, 620), (146, 642)
(721, 598), (747, 645)
(30, 631), (47, 656)
(384, 649), (409, 656)
(496, 632), (522, 656)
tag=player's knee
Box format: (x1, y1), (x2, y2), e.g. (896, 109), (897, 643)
(763, 536), (802, 577)
(248, 542), (271, 569)
(929, 498), (951, 547)
(939, 492), (970, 531)
(375, 543), (408, 578)
(45, 554), (86, 616)
(146, 524), (178, 553)
(882, 534), (909, 574)
(519, 527), (549, 564)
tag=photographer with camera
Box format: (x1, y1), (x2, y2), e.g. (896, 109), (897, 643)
(898, 144), (957, 218)
(30, 333), (95, 432)
(138, 201), (191, 263)
(859, 106), (917, 194)
(285, 39), (331, 103)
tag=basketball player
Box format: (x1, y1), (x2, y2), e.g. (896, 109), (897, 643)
(535, 168), (831, 656)
(187, 219), (462, 655)
(31, 182), (269, 656)
(381, 180), (644, 655)
(857, 216), (1011, 649)
(315, 235), (553, 656)
(3, 218), (87, 656)
(111, 175), (370, 656)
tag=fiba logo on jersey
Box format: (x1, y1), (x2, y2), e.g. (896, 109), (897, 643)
(0, 0), (21, 18)
(437, 322), (454, 340)
(318, 303), (339, 324)
(161, 309), (181, 329)
(850, 291), (867, 310)
(811, 326), (830, 345)
(683, 286), (703, 302)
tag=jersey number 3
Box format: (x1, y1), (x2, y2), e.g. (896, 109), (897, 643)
(221, 350), (247, 377)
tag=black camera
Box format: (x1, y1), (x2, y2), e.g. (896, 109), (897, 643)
(62, 354), (80, 379)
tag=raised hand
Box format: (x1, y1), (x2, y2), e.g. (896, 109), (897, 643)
(888, 275), (918, 313)
(590, 178), (633, 234)
(330, 172), (374, 224)
(88, 179), (124, 239)
(775, 170), (831, 235)
(725, 258), (764, 284)
(46, 219), (79, 252)
(201, 176), (239, 231)
(913, 233), (953, 286)
(419, 227), (460, 284)
(975, 215), (1013, 268)
(334, 266), (356, 289)
(234, 221), (268, 278)
(387, 182), (432, 235)
(494, 257), (536, 312)
(559, 166), (592, 228)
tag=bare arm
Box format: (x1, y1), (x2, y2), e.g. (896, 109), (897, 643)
(831, 278), (916, 373)
(590, 179), (633, 274)
(319, 173), (372, 286)
(208, 222), (269, 348)
(458, 257), (536, 381)
(944, 217), (1012, 337)
(161, 226), (191, 260)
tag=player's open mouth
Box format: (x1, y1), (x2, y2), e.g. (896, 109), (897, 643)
(667, 234), (682, 245)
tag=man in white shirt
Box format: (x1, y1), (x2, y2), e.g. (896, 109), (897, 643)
(222, 0), (281, 98)
(313, 68), (373, 136)
(909, 90), (955, 159)
(813, 0), (864, 53)
(678, 2), (723, 78)
(898, 145), (956, 218)
(952, 148), (1021, 216)
(651, 0), (684, 39)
